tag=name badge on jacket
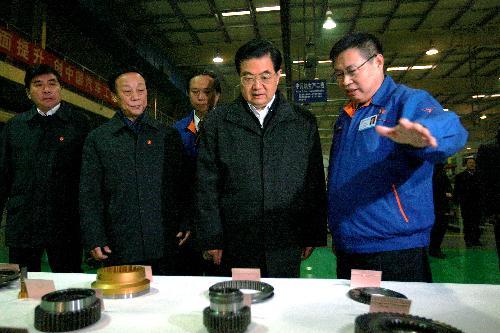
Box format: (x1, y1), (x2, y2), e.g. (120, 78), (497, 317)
(358, 115), (377, 131)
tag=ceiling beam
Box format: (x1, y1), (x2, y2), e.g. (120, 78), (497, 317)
(380, 0), (401, 34)
(166, 0), (202, 45)
(246, 0), (261, 39)
(445, 0), (475, 29)
(207, 0), (231, 43)
(349, 1), (364, 33)
(280, 0), (292, 100)
(478, 6), (499, 26)
(411, 0), (439, 32)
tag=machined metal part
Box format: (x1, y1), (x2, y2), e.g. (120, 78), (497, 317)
(91, 265), (150, 299)
(0, 269), (20, 288)
(209, 280), (274, 303)
(0, 328), (29, 333)
(203, 287), (251, 333)
(34, 288), (101, 332)
(348, 287), (407, 304)
(355, 312), (464, 333)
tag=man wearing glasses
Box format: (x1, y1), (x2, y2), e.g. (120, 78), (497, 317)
(327, 32), (468, 282)
(195, 39), (326, 278)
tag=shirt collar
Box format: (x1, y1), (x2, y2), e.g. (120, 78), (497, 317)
(247, 94), (276, 114)
(247, 94), (276, 127)
(37, 103), (61, 116)
(193, 110), (201, 131)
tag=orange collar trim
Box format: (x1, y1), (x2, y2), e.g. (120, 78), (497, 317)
(343, 99), (372, 118)
(187, 119), (197, 134)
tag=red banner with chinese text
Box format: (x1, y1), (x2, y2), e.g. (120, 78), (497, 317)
(0, 26), (114, 105)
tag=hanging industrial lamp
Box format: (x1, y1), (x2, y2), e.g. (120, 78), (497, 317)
(323, 10), (337, 29)
(213, 49), (223, 63)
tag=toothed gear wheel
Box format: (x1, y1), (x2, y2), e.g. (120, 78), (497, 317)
(203, 305), (251, 333)
(355, 312), (464, 333)
(34, 288), (101, 332)
(203, 286), (251, 333)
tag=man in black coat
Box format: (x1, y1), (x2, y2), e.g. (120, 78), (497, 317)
(79, 67), (187, 275)
(454, 158), (483, 247)
(0, 64), (90, 272)
(196, 39), (327, 278)
(476, 130), (500, 267)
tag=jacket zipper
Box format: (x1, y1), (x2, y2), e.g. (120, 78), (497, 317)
(391, 184), (409, 223)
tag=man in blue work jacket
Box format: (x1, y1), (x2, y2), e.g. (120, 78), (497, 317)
(327, 32), (468, 282)
(173, 69), (221, 275)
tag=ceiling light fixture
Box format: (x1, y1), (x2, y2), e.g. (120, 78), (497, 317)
(256, 6), (280, 12)
(426, 47), (439, 56)
(212, 49), (223, 63)
(221, 10), (250, 17)
(323, 10), (337, 29)
(387, 65), (434, 71)
(472, 94), (500, 99)
(222, 6), (280, 16)
(387, 66), (409, 71)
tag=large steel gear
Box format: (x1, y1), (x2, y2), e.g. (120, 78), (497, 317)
(0, 268), (20, 288)
(34, 288), (101, 332)
(203, 286), (251, 333)
(348, 287), (407, 304)
(209, 280), (274, 303)
(355, 312), (465, 333)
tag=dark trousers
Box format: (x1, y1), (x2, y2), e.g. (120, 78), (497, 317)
(429, 214), (449, 253)
(220, 247), (302, 278)
(461, 207), (482, 245)
(9, 244), (82, 273)
(175, 242), (204, 276)
(336, 247), (432, 282)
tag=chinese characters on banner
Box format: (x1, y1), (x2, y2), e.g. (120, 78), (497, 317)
(293, 79), (328, 103)
(0, 26), (114, 105)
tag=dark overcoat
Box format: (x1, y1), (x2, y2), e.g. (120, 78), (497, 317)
(79, 112), (186, 264)
(195, 93), (327, 260)
(0, 103), (90, 247)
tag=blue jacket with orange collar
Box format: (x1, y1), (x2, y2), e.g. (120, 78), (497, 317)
(173, 111), (198, 160)
(327, 75), (467, 254)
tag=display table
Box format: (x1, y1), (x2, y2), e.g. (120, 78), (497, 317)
(1, 272), (499, 332)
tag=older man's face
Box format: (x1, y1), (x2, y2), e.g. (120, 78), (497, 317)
(239, 54), (281, 110)
(333, 48), (384, 105)
(113, 72), (148, 121)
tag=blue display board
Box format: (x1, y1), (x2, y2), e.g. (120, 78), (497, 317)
(293, 80), (327, 103)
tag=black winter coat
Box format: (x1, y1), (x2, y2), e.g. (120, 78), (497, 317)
(79, 112), (187, 264)
(0, 103), (90, 247)
(195, 93), (327, 257)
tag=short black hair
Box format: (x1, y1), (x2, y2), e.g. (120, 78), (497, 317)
(24, 64), (61, 89)
(329, 32), (383, 62)
(187, 69), (221, 94)
(234, 39), (282, 75)
(108, 67), (146, 93)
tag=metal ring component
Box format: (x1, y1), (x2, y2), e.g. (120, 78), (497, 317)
(355, 312), (464, 333)
(91, 265), (150, 299)
(348, 287), (407, 304)
(203, 287), (251, 333)
(34, 288), (101, 332)
(0, 269), (20, 288)
(209, 280), (274, 303)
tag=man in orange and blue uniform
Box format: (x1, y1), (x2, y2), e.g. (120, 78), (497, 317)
(327, 33), (468, 282)
(173, 70), (221, 275)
